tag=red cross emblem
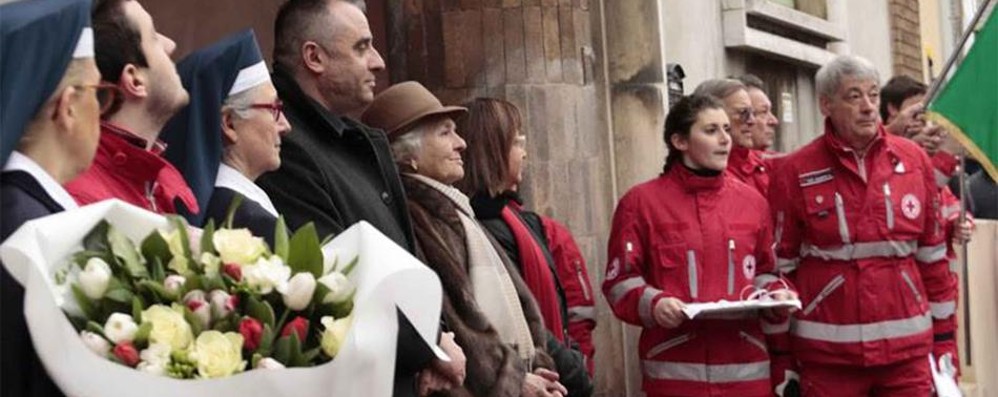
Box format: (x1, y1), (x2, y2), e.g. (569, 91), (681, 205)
(901, 194), (921, 219)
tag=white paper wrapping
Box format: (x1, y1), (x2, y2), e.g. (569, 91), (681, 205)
(0, 200), (444, 397)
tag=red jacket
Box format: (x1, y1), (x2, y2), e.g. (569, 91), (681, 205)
(768, 121), (956, 367)
(603, 165), (780, 397)
(539, 216), (596, 375)
(726, 146), (771, 196)
(66, 122), (198, 215)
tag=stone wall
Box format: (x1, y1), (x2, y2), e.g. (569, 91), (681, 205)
(889, 0), (926, 80)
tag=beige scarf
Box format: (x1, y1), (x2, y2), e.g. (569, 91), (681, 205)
(406, 174), (536, 360)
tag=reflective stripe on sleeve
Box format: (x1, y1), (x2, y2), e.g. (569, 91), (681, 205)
(935, 168), (951, 188)
(687, 250), (698, 299)
(607, 276), (644, 305)
(642, 360), (770, 383)
(941, 203), (962, 220)
(930, 301), (956, 319)
(776, 257), (799, 273)
(916, 243), (947, 264)
(568, 306), (596, 322)
(793, 312), (931, 343)
(801, 240), (917, 261)
(639, 287), (662, 328)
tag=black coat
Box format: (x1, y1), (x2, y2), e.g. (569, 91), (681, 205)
(256, 68), (431, 397)
(0, 171), (66, 397)
(203, 187), (277, 246)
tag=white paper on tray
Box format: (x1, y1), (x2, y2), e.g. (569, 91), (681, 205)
(682, 298), (802, 319)
(0, 200), (444, 397)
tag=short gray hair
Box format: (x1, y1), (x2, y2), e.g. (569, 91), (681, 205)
(222, 85), (264, 119)
(693, 79), (746, 101)
(389, 125), (426, 165)
(816, 55), (880, 98)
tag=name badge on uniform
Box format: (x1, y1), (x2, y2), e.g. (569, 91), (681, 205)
(799, 168), (834, 187)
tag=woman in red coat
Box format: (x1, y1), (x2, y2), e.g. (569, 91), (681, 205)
(602, 94), (794, 397)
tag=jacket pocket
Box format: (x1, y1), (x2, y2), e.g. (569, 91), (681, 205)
(652, 241), (689, 299)
(801, 182), (845, 245)
(646, 333), (695, 358)
(803, 274), (846, 316)
(739, 331), (768, 354)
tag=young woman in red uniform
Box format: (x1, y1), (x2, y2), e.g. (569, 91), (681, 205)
(603, 94), (794, 397)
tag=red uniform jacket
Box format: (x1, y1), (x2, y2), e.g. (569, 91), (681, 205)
(603, 165), (781, 397)
(539, 216), (597, 375)
(768, 121), (956, 367)
(66, 122), (198, 215)
(726, 146), (771, 197)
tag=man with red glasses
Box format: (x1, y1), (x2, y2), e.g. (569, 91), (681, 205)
(65, 0), (197, 216)
(0, 0), (106, 395)
(694, 78), (772, 196)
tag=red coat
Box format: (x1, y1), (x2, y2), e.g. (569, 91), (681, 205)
(726, 146), (771, 196)
(66, 122), (198, 215)
(539, 216), (596, 375)
(603, 165), (780, 397)
(768, 121), (956, 367)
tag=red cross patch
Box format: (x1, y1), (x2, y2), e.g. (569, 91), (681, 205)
(742, 255), (757, 279)
(901, 194), (921, 219)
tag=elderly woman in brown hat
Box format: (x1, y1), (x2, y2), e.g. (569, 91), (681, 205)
(363, 82), (567, 397)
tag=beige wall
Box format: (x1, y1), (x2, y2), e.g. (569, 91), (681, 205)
(845, 0), (895, 81)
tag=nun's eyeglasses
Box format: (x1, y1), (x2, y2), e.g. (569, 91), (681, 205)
(245, 100), (285, 122)
(75, 83), (122, 115)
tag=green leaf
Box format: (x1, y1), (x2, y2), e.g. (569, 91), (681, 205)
(183, 274), (205, 293)
(138, 280), (177, 302)
(287, 223), (323, 278)
(151, 257), (166, 283)
(273, 335), (292, 365)
(141, 231), (173, 270)
(339, 256), (359, 276)
(85, 321), (106, 337)
(82, 221), (110, 252)
(257, 324), (275, 357)
(201, 219), (216, 255)
(251, 353), (264, 369)
(107, 225), (148, 279)
(71, 284), (99, 320)
(133, 322), (153, 346)
(132, 296), (145, 323)
(319, 233), (335, 247)
(224, 195), (244, 230)
(246, 296), (276, 329)
(302, 347), (321, 364)
(274, 216), (290, 262)
(167, 216), (192, 258)
(312, 283), (330, 306)
(105, 287), (134, 305)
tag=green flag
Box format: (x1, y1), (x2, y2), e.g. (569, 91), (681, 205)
(927, 9), (998, 181)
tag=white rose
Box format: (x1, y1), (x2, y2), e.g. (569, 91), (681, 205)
(213, 229), (268, 265)
(256, 357), (286, 369)
(318, 272), (354, 304)
(319, 314), (353, 358)
(164, 275), (186, 296)
(104, 313), (139, 344)
(136, 342), (173, 376)
(80, 330), (111, 357)
(278, 273), (317, 311)
(200, 252), (222, 278)
(142, 304), (194, 351)
(78, 257), (112, 300)
(242, 256), (290, 294)
(191, 331), (246, 379)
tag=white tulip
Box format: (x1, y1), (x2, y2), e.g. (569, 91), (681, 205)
(256, 357), (286, 369)
(164, 275), (186, 295)
(279, 273), (317, 311)
(318, 272), (354, 304)
(103, 313), (139, 344)
(78, 257), (112, 300)
(208, 290), (237, 319)
(80, 330), (111, 357)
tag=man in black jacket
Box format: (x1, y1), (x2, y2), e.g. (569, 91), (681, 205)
(257, 1), (463, 396)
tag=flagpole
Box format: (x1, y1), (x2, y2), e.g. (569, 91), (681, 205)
(924, 0), (995, 105)
(958, 153), (971, 366)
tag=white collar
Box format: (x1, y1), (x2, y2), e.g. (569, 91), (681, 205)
(214, 164), (279, 217)
(2, 151), (79, 211)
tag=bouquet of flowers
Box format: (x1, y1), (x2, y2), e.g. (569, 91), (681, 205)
(0, 200), (445, 397)
(65, 209), (356, 378)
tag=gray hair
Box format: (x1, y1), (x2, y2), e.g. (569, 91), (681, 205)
(816, 55), (880, 98)
(389, 125), (426, 166)
(693, 79), (747, 101)
(222, 85), (264, 119)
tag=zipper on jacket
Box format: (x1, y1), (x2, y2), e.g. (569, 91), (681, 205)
(803, 274), (846, 316)
(687, 250), (698, 299)
(575, 261), (592, 302)
(901, 270), (923, 302)
(727, 239), (736, 295)
(883, 182), (895, 230)
(646, 333), (695, 358)
(834, 192), (851, 244)
(739, 331), (768, 353)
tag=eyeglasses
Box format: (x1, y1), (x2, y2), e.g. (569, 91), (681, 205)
(74, 83), (122, 115)
(735, 107), (757, 124)
(241, 100), (285, 122)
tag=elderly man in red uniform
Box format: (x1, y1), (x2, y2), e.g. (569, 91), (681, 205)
(66, 0), (196, 215)
(769, 55), (957, 396)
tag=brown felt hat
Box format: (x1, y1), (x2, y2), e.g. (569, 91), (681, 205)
(361, 81), (467, 141)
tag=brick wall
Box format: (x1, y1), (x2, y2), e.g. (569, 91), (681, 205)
(888, 0), (925, 80)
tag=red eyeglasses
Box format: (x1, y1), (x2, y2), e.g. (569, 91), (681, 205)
(245, 100), (285, 121)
